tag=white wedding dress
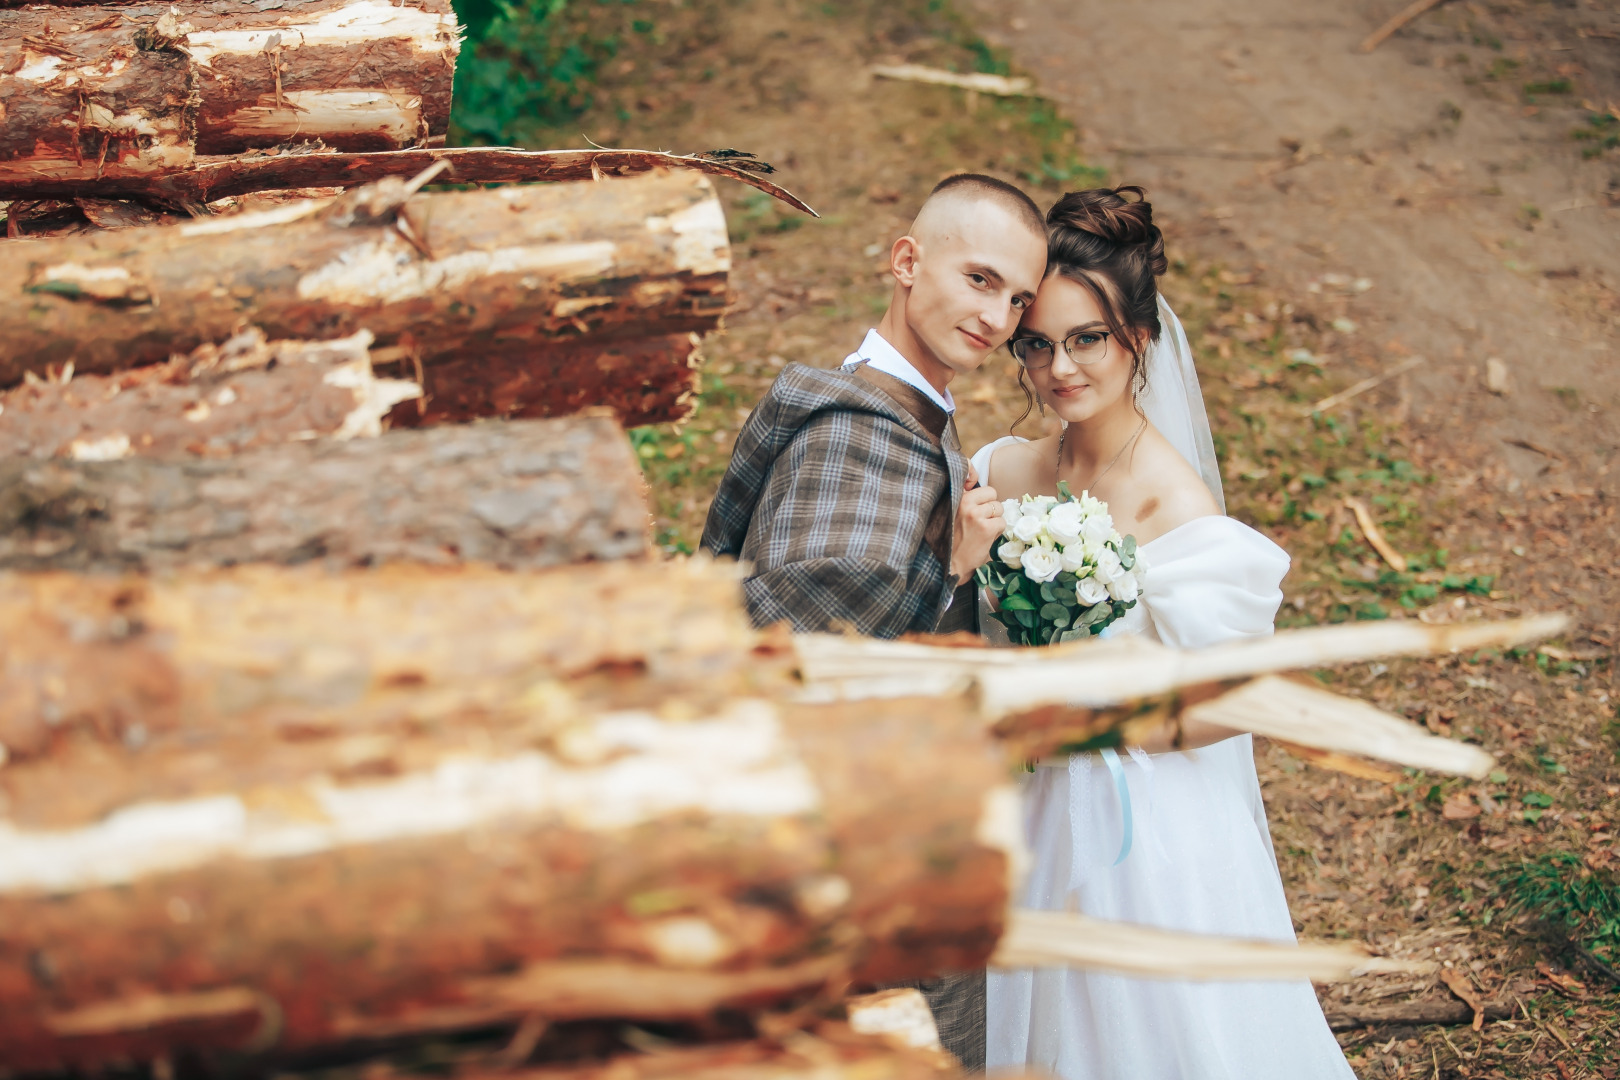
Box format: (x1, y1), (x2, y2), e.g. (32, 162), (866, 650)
(971, 435), (1356, 1080)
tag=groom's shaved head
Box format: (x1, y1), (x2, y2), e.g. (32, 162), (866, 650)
(911, 173), (1045, 241)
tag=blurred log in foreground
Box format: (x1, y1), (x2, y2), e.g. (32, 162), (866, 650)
(430, 1026), (967, 1079)
(0, 145), (816, 213)
(0, 691), (1011, 1070)
(0, 170), (729, 401)
(0, 415), (649, 579)
(0, 327), (418, 459)
(0, 0), (459, 192)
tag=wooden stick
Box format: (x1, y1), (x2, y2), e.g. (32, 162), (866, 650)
(1358, 0), (1452, 53)
(1325, 998), (1514, 1031)
(1343, 496), (1408, 571)
(869, 64), (1034, 97)
(1300, 355), (1425, 416)
(1272, 741), (1404, 784)
(991, 909), (1433, 982)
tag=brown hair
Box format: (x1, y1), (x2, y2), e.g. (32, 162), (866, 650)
(1013, 185), (1168, 427)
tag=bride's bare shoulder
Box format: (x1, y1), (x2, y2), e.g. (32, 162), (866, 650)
(986, 435), (1054, 495)
(1126, 428), (1220, 537)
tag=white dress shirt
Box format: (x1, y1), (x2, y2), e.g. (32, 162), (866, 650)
(841, 329), (955, 415)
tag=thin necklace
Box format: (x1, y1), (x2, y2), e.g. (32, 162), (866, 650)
(1058, 417), (1146, 494)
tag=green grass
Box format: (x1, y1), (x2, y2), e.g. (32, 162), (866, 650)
(1502, 852), (1620, 968)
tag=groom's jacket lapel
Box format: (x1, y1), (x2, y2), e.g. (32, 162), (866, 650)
(850, 364), (962, 573)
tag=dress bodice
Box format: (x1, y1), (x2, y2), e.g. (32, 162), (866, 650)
(970, 435), (1290, 648)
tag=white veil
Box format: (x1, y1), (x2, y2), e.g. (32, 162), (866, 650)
(1138, 295), (1225, 513)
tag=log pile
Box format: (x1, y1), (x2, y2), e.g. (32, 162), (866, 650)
(0, 4), (1565, 1077)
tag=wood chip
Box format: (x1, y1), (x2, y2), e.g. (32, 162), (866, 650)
(869, 64), (1034, 97)
(1343, 496), (1408, 571)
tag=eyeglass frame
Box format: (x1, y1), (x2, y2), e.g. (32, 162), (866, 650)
(1008, 328), (1114, 369)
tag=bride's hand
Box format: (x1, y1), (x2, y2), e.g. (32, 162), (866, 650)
(950, 464), (1003, 585)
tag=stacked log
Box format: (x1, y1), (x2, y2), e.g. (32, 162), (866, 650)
(0, 0), (460, 194)
(0, 170), (727, 427)
(0, 564), (1012, 1071)
(0, 414), (650, 573)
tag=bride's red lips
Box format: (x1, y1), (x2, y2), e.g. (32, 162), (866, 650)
(1050, 384), (1087, 396)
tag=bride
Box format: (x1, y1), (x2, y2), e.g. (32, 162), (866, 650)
(966, 186), (1355, 1079)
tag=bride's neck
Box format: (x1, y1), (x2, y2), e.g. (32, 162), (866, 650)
(1059, 400), (1142, 478)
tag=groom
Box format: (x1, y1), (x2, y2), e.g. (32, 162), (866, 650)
(700, 174), (1046, 1071)
(701, 173), (1046, 640)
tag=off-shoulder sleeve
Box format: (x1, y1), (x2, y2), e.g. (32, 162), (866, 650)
(969, 435), (1025, 490)
(1139, 517), (1291, 649)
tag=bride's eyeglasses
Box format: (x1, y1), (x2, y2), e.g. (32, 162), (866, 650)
(1009, 329), (1112, 369)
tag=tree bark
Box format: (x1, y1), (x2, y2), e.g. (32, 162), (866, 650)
(0, 414), (651, 586)
(0, 145), (816, 214)
(0, 170), (731, 395)
(0, 0), (458, 191)
(383, 333), (702, 430)
(0, 326), (420, 459)
(447, 1026), (966, 1079)
(0, 668), (1009, 1069)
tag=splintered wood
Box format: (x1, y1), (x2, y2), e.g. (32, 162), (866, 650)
(0, 327), (419, 459)
(0, 0), (459, 192)
(0, 414), (651, 574)
(0, 171), (730, 431)
(796, 617), (1567, 776)
(0, 564), (1012, 1070)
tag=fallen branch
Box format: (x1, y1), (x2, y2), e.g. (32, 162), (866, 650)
(1324, 998), (1514, 1031)
(1343, 496), (1408, 572)
(0, 145), (817, 216)
(869, 64), (1034, 97)
(1300, 355), (1425, 417)
(992, 910), (1432, 983)
(1273, 740), (1404, 784)
(1358, 0), (1452, 53)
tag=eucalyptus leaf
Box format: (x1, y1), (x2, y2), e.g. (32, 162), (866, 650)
(1013, 607), (1036, 628)
(1002, 593), (1036, 611)
(1057, 480), (1076, 502)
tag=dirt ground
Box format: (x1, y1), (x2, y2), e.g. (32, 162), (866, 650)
(524, 0), (1620, 1076)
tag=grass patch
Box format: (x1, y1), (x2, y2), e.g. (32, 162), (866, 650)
(1502, 852), (1620, 968)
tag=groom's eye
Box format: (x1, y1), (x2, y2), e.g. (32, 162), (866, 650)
(968, 273), (987, 287)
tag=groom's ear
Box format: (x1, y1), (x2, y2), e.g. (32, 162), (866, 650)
(890, 235), (921, 288)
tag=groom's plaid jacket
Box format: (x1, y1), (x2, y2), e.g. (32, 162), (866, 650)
(700, 361), (974, 639)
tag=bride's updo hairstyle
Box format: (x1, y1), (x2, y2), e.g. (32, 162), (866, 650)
(1018, 186), (1168, 421)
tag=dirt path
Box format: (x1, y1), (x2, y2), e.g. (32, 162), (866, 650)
(972, 0), (1619, 489)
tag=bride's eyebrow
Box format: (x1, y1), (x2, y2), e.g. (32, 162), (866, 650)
(1066, 321), (1107, 334)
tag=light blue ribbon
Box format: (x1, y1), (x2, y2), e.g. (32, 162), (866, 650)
(1098, 748), (1133, 865)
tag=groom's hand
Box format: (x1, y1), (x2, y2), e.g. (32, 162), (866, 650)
(950, 464), (1003, 585)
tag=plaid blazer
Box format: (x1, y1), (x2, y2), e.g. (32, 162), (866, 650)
(701, 361), (972, 639)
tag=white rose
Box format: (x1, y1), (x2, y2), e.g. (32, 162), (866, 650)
(1108, 571), (1140, 603)
(1058, 543), (1088, 573)
(1012, 512), (1045, 544)
(1046, 502), (1084, 546)
(1030, 494), (1059, 512)
(1001, 499), (1024, 539)
(998, 539), (1026, 568)
(1020, 546), (1062, 583)
(1094, 547), (1124, 584)
(1133, 546), (1150, 574)
(1076, 576), (1109, 606)
(1080, 513), (1115, 546)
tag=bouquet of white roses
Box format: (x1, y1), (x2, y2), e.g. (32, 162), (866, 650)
(974, 482), (1146, 648)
